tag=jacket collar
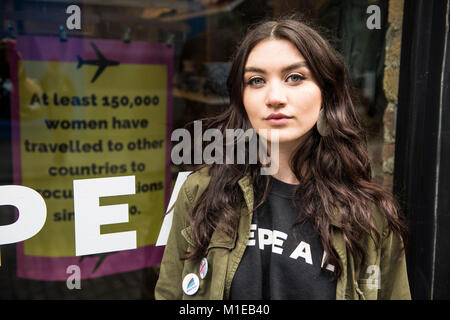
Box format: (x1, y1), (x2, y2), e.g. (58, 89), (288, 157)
(237, 173), (254, 213)
(237, 173), (343, 229)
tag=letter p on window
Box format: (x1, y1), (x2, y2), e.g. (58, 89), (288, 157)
(73, 176), (137, 256)
(0, 185), (47, 245)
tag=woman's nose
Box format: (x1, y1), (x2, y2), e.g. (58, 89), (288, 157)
(265, 82), (287, 108)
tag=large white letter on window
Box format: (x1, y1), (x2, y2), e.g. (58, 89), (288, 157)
(155, 171), (192, 247)
(73, 176), (136, 256)
(0, 185), (47, 245)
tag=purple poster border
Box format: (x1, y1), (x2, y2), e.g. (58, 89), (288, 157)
(8, 36), (172, 280)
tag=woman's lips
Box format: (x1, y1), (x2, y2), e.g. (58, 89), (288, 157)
(265, 113), (292, 125)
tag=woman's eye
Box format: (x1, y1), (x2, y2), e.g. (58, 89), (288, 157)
(287, 73), (305, 83)
(247, 77), (265, 86)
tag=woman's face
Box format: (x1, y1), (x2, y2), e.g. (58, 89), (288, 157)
(242, 39), (322, 146)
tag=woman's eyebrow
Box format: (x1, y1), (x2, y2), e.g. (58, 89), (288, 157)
(244, 66), (266, 74)
(281, 61), (308, 73)
(244, 61), (309, 74)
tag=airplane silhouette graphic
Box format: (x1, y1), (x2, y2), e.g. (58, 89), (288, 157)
(77, 42), (120, 83)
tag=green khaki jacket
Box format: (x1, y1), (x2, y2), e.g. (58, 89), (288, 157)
(155, 168), (411, 300)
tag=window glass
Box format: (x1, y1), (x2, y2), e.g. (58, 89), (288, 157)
(0, 0), (388, 299)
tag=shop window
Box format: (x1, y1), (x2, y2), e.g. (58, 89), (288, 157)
(0, 0), (389, 299)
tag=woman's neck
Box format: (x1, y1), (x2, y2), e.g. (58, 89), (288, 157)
(269, 141), (300, 185)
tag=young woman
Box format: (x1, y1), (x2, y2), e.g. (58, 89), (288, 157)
(155, 17), (410, 300)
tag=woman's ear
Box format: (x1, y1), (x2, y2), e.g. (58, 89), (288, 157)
(316, 107), (330, 137)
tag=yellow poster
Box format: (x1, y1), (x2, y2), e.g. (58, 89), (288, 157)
(9, 36), (172, 280)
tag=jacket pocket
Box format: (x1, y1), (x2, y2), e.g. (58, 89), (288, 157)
(181, 226), (196, 248)
(206, 227), (237, 254)
(181, 225), (237, 252)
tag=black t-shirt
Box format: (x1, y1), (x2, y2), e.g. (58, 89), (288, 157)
(229, 177), (336, 300)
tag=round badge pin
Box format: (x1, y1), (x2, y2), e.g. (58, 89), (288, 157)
(199, 257), (208, 280)
(182, 273), (199, 296)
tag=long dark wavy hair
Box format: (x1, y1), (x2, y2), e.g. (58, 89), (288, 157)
(183, 17), (409, 279)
